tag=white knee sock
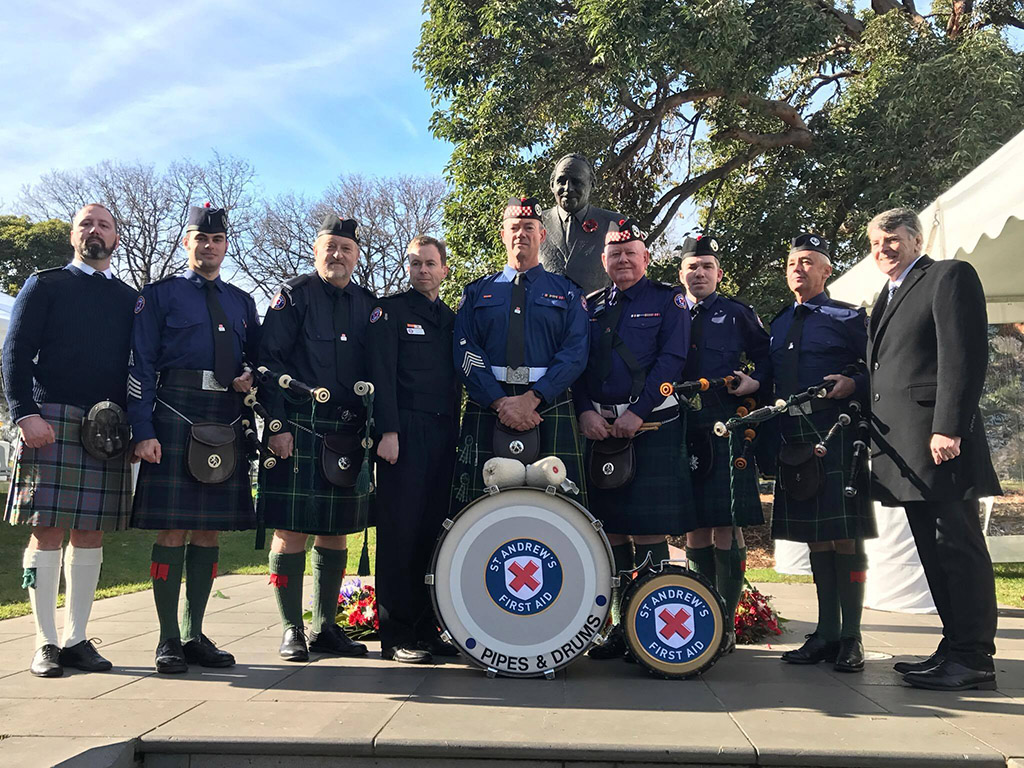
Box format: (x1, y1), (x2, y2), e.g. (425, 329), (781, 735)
(24, 548), (61, 649)
(62, 545), (103, 648)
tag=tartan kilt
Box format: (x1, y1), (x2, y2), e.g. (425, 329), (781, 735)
(131, 384), (255, 531)
(586, 413), (695, 535)
(771, 406), (876, 543)
(686, 389), (764, 529)
(260, 403), (372, 536)
(450, 388), (587, 514)
(4, 402), (133, 531)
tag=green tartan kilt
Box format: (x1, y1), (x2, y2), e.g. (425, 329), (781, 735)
(686, 389), (764, 529)
(4, 402), (133, 531)
(259, 403), (372, 536)
(131, 384), (255, 531)
(586, 413), (695, 535)
(771, 406), (875, 543)
(450, 389), (587, 514)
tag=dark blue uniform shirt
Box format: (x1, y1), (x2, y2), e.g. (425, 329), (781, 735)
(573, 276), (690, 420)
(453, 264), (589, 406)
(680, 291), (771, 386)
(769, 291), (867, 399)
(128, 270), (260, 441)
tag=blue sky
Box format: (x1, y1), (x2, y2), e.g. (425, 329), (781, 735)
(0, 0), (451, 209)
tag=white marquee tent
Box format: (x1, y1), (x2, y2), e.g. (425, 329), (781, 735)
(0, 292), (15, 346)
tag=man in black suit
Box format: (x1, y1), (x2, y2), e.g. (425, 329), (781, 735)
(866, 207), (1001, 691)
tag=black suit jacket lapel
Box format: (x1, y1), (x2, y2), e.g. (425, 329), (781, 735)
(872, 256), (933, 350)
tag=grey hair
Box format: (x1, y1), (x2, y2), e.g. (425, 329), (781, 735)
(868, 207), (922, 240)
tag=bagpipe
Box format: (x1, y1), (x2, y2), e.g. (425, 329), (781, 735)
(251, 365), (331, 404)
(658, 375), (735, 399)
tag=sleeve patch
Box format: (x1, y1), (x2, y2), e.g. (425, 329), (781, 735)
(369, 306), (383, 323)
(134, 296), (145, 314)
(674, 293), (686, 309)
(127, 374), (143, 400)
(462, 351), (485, 377)
(271, 293), (286, 310)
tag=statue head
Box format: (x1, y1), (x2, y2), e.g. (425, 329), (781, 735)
(549, 153), (595, 215)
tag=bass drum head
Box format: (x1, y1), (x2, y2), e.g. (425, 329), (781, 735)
(429, 487), (614, 678)
(622, 565), (727, 679)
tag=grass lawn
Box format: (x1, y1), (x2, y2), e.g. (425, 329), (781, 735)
(0, 525), (376, 620)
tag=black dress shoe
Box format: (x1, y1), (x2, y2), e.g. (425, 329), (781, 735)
(903, 659), (997, 691)
(833, 637), (865, 673)
(155, 638), (188, 674)
(308, 623), (368, 656)
(60, 639), (112, 672)
(781, 634), (840, 665)
(279, 627), (309, 662)
(894, 650), (944, 675)
(182, 634), (235, 668)
(384, 645), (433, 664)
(588, 625), (627, 660)
(30, 644), (63, 678)
(417, 637), (460, 657)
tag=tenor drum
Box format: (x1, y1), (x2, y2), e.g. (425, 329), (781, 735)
(427, 487), (615, 678)
(621, 564), (727, 679)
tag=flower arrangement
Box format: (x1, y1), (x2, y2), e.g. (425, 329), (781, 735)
(337, 577), (379, 639)
(734, 581), (785, 644)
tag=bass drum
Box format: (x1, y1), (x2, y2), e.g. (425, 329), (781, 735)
(427, 487), (615, 678)
(621, 564), (728, 679)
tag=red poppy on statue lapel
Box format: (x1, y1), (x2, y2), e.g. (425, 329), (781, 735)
(582, 219), (598, 233)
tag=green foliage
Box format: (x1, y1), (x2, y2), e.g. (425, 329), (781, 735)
(0, 216), (71, 294)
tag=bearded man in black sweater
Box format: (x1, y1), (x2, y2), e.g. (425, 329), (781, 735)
(3, 203), (138, 677)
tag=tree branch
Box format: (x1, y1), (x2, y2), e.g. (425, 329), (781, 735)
(809, 1), (866, 39)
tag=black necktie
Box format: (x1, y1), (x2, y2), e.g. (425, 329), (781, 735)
(203, 280), (235, 387)
(688, 303), (705, 373)
(776, 304), (810, 398)
(506, 273), (527, 370)
(333, 289), (349, 373)
(592, 291), (625, 383)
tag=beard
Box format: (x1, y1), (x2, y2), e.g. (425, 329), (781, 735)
(79, 237), (112, 261)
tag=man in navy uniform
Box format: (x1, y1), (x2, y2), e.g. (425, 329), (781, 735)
(769, 233), (875, 673)
(678, 234), (771, 652)
(369, 235), (461, 664)
(3, 203), (137, 677)
(451, 196), (590, 508)
(130, 204), (261, 674)
(260, 214), (374, 663)
(573, 218), (692, 660)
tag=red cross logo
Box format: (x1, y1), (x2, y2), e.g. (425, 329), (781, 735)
(508, 560), (540, 593)
(658, 606), (692, 641)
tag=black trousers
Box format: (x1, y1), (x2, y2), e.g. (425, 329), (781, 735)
(374, 409), (457, 649)
(904, 499), (997, 669)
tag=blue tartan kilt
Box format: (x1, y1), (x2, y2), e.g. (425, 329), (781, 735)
(686, 389), (764, 529)
(771, 406), (875, 543)
(131, 384), (255, 531)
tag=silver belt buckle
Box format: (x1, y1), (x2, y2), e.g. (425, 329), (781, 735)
(201, 370), (229, 392)
(505, 366), (530, 385)
(787, 401), (812, 417)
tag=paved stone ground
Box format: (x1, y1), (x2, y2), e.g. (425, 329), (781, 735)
(1, 575), (1022, 768)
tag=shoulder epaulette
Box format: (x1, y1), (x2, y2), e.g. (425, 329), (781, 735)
(827, 297), (857, 310)
(585, 287), (606, 303)
(770, 304), (791, 323)
(649, 279), (676, 292)
(224, 282), (254, 301)
(148, 273), (180, 288)
(350, 281), (376, 300)
(282, 273), (313, 293)
(33, 265), (72, 281)
(719, 294), (757, 312)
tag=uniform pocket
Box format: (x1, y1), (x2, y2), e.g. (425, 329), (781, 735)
(907, 382), (937, 404)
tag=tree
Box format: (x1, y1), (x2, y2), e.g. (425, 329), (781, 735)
(416, 1), (1024, 312)
(0, 216), (72, 294)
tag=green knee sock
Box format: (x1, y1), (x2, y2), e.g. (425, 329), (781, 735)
(835, 551), (868, 640)
(269, 551), (307, 631)
(715, 546), (746, 622)
(181, 544), (219, 643)
(686, 544), (716, 580)
(633, 539), (669, 571)
(609, 543), (635, 625)
(311, 546), (346, 634)
(809, 550), (841, 642)
(151, 544), (185, 642)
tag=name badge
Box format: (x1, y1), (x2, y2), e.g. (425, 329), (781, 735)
(406, 324), (425, 336)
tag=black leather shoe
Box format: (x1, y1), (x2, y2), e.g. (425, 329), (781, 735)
(894, 650), (944, 675)
(155, 638), (188, 674)
(588, 625), (627, 660)
(417, 637), (460, 658)
(903, 659), (997, 691)
(308, 623), (368, 656)
(30, 644), (63, 678)
(384, 645), (433, 664)
(279, 627), (309, 662)
(182, 634), (235, 668)
(781, 634), (840, 665)
(60, 639), (112, 672)
(833, 637), (865, 673)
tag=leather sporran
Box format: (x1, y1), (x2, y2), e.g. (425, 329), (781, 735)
(186, 422), (238, 484)
(320, 430), (362, 488)
(588, 436), (635, 490)
(80, 400), (130, 461)
(778, 443), (825, 501)
(492, 422), (540, 464)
